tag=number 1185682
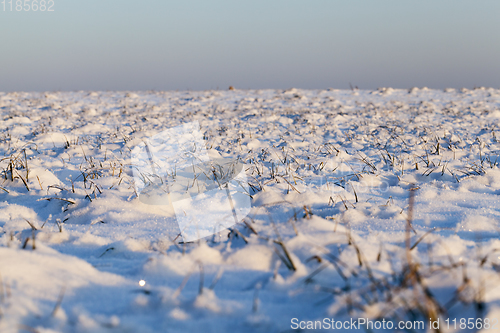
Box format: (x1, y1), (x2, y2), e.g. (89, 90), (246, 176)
(1, 0), (54, 11)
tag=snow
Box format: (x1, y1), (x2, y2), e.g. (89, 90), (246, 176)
(1, 88), (500, 332)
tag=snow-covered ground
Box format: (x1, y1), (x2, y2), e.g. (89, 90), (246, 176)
(1, 87), (500, 332)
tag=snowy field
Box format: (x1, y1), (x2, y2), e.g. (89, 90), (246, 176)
(2, 87), (500, 332)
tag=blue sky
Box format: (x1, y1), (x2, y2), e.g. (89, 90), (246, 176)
(1, 0), (499, 91)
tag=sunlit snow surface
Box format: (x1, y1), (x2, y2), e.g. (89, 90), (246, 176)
(1, 88), (500, 332)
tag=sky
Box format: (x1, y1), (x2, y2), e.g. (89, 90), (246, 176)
(0, 0), (499, 92)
